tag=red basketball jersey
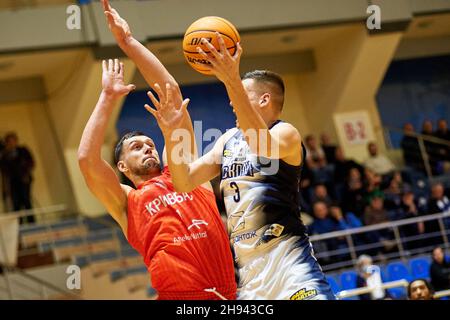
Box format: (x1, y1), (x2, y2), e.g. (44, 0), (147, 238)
(127, 167), (236, 300)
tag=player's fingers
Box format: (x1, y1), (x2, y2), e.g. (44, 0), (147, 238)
(179, 98), (190, 111)
(153, 83), (166, 106)
(166, 83), (173, 106)
(102, 60), (107, 73)
(101, 0), (111, 11)
(196, 47), (216, 66)
(119, 62), (124, 77)
(108, 59), (113, 72)
(216, 32), (227, 55)
(126, 84), (136, 92)
(201, 38), (221, 60)
(147, 90), (161, 110)
(234, 42), (243, 61)
(114, 59), (119, 73)
(144, 104), (158, 118)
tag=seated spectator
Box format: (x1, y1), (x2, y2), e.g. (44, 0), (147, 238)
(426, 183), (450, 244)
(342, 168), (367, 218)
(383, 172), (411, 210)
(308, 201), (335, 264)
(333, 146), (364, 186)
(329, 203), (363, 231)
(329, 204), (364, 259)
(356, 255), (387, 300)
(309, 201), (335, 235)
(401, 123), (425, 173)
(310, 183), (333, 206)
(320, 133), (337, 164)
(364, 141), (396, 176)
(397, 191), (426, 250)
(430, 246), (450, 292)
(434, 119), (450, 162)
(304, 135), (327, 170)
(364, 168), (383, 200)
(408, 279), (435, 300)
(364, 195), (396, 253)
(422, 120), (442, 175)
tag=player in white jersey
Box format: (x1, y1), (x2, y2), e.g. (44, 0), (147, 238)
(145, 34), (336, 300)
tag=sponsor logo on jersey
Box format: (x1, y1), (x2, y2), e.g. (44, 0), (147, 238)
(263, 224), (284, 237)
(222, 161), (254, 179)
(223, 149), (233, 158)
(233, 231), (257, 243)
(290, 288), (317, 300)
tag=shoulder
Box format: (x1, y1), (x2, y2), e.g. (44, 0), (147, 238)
(121, 184), (134, 197)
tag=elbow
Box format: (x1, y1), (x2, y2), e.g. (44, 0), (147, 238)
(77, 150), (93, 172)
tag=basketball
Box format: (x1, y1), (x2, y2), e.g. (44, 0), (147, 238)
(183, 16), (241, 75)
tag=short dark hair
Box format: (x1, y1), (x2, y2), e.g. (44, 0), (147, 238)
(114, 131), (146, 164)
(407, 279), (434, 299)
(242, 70), (285, 110)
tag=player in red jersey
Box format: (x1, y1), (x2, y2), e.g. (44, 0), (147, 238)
(78, 0), (236, 299)
(78, 59), (236, 300)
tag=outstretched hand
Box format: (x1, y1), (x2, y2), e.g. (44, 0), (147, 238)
(102, 59), (136, 98)
(101, 0), (132, 46)
(144, 83), (190, 133)
(196, 33), (243, 84)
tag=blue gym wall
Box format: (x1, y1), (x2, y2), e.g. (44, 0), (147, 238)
(376, 54), (450, 148)
(116, 81), (236, 158)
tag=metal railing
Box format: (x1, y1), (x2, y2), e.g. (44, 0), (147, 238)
(309, 211), (450, 271)
(383, 126), (450, 179)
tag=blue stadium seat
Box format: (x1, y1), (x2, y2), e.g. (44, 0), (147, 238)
(147, 285), (157, 297)
(340, 271), (357, 290)
(409, 257), (430, 280)
(387, 287), (407, 300)
(386, 261), (411, 282)
(326, 276), (340, 294)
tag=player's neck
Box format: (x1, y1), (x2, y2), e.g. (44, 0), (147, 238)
(131, 171), (161, 188)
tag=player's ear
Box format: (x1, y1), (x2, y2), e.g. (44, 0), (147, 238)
(259, 93), (270, 107)
(117, 160), (128, 174)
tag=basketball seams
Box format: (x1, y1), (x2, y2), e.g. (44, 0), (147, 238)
(215, 17), (240, 43)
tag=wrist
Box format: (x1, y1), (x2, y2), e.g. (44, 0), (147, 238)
(118, 35), (135, 49)
(100, 90), (120, 102)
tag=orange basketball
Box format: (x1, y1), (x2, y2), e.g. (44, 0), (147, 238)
(183, 16), (240, 75)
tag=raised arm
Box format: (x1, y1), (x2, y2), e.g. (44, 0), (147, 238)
(144, 84), (225, 193)
(101, 0), (196, 158)
(78, 59), (135, 235)
(197, 35), (302, 164)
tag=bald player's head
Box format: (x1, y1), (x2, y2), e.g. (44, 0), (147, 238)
(242, 70), (285, 112)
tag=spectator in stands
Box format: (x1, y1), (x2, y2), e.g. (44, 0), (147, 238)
(0, 132), (35, 223)
(427, 183), (450, 243)
(356, 254), (387, 300)
(364, 141), (396, 176)
(383, 172), (411, 211)
(364, 168), (383, 200)
(422, 120), (441, 175)
(333, 147), (364, 185)
(342, 168), (366, 218)
(400, 123), (425, 173)
(309, 201), (335, 235)
(397, 191), (426, 250)
(329, 203), (363, 231)
(308, 201), (335, 264)
(329, 203), (364, 259)
(430, 246), (450, 292)
(320, 133), (337, 164)
(435, 119), (450, 169)
(305, 135), (327, 170)
(364, 194), (396, 253)
(310, 184), (333, 207)
(408, 279), (434, 300)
